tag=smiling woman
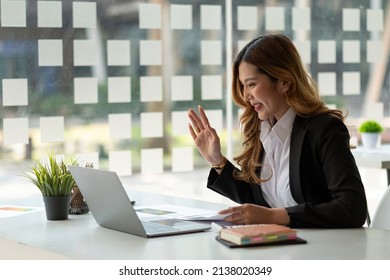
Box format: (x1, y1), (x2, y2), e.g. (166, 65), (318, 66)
(188, 33), (368, 228)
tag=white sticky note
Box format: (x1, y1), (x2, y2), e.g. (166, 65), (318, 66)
(141, 112), (163, 138)
(38, 40), (63, 66)
(1, 0), (26, 27)
(201, 40), (222, 65)
(367, 9), (383, 32)
(201, 5), (221, 30)
(237, 6), (257, 30)
(202, 75), (222, 100)
(204, 109), (223, 133)
(367, 40), (382, 63)
(109, 150), (132, 176)
(172, 147), (193, 172)
(37, 1), (62, 28)
(140, 76), (163, 102)
(292, 7), (310, 31)
(171, 76), (193, 101)
(109, 113), (132, 139)
(237, 40), (250, 52)
(73, 2), (96, 28)
(343, 72), (361, 95)
(139, 40), (162, 66)
(318, 40), (336, 64)
(318, 72), (336, 96)
(366, 102), (384, 121)
(342, 8), (360, 31)
(2, 78), (28, 106)
(170, 4), (192, 30)
(74, 77), (98, 104)
(107, 40), (130, 66)
(139, 3), (161, 29)
(342, 40), (360, 63)
(294, 40), (311, 64)
(40, 116), (64, 143)
(141, 148), (163, 174)
(171, 111), (188, 136)
(108, 77), (131, 103)
(75, 152), (99, 169)
(74, 40), (97, 66)
(265, 7), (285, 31)
(3, 118), (29, 145)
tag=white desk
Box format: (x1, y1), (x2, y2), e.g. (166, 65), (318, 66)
(352, 146), (390, 184)
(0, 189), (389, 260)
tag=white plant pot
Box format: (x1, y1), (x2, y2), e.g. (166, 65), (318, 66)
(361, 132), (380, 149)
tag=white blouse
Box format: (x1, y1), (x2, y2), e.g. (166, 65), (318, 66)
(259, 108), (298, 208)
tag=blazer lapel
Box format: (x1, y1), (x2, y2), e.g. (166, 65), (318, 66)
(289, 116), (307, 203)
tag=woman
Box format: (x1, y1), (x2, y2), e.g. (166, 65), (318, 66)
(188, 33), (367, 228)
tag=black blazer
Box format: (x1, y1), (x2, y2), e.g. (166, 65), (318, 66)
(207, 114), (368, 228)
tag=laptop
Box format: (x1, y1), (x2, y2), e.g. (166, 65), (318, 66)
(68, 165), (211, 238)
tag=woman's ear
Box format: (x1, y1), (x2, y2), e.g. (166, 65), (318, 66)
(280, 80), (291, 93)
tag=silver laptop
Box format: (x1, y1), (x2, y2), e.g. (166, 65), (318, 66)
(68, 165), (211, 238)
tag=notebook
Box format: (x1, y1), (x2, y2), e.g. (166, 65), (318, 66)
(68, 165), (211, 238)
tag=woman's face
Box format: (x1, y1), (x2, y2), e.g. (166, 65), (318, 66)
(238, 62), (290, 121)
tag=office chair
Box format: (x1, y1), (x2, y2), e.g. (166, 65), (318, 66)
(370, 186), (390, 231)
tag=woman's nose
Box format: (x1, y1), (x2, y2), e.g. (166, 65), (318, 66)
(243, 88), (252, 101)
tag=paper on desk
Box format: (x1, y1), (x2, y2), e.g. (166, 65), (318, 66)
(134, 203), (228, 221)
(0, 205), (43, 219)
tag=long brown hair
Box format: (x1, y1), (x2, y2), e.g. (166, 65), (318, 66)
(232, 33), (344, 184)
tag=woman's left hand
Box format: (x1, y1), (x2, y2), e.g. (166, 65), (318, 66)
(218, 204), (290, 225)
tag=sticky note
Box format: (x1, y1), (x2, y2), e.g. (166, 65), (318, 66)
(343, 72), (360, 95)
(201, 75), (223, 100)
(3, 118), (29, 145)
(237, 6), (257, 30)
(38, 39), (63, 66)
(292, 7), (310, 31)
(139, 3), (161, 29)
(342, 8), (360, 31)
(141, 148), (163, 174)
(201, 5), (222, 30)
(367, 40), (382, 63)
(204, 109), (223, 133)
(140, 76), (163, 102)
(1, 0), (26, 27)
(170, 4), (192, 30)
(318, 72), (336, 96)
(107, 40), (131, 66)
(201, 40), (222, 65)
(294, 40), (311, 64)
(38, 1), (62, 28)
(40, 116), (64, 143)
(109, 113), (132, 139)
(109, 150), (132, 176)
(171, 76), (193, 101)
(73, 2), (96, 28)
(139, 40), (162, 66)
(318, 40), (336, 63)
(108, 77), (131, 103)
(74, 40), (97, 66)
(342, 40), (360, 63)
(367, 9), (383, 31)
(74, 77), (98, 104)
(2, 78), (28, 106)
(265, 7), (285, 30)
(366, 102), (384, 121)
(141, 112), (163, 138)
(172, 147), (193, 172)
(171, 111), (188, 136)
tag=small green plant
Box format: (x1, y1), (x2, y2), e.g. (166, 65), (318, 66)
(358, 120), (384, 133)
(24, 154), (78, 197)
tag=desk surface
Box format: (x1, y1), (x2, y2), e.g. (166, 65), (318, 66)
(352, 145), (390, 169)
(1, 189), (390, 260)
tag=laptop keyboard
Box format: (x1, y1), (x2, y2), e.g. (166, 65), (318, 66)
(142, 221), (177, 233)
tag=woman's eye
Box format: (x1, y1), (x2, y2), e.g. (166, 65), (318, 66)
(248, 83), (255, 88)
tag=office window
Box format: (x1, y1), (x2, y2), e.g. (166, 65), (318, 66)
(0, 0), (389, 176)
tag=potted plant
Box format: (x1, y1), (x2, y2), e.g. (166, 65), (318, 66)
(358, 120), (384, 149)
(24, 154), (78, 220)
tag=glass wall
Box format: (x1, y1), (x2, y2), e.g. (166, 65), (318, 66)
(0, 0), (389, 176)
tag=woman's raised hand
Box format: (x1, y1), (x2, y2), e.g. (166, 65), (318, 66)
(188, 106), (225, 165)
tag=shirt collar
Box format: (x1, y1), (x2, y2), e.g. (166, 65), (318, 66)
(260, 108), (296, 143)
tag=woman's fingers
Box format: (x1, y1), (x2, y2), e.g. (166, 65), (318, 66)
(198, 106), (210, 127)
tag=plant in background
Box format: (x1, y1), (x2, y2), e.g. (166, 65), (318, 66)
(358, 120), (384, 133)
(24, 154), (78, 197)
